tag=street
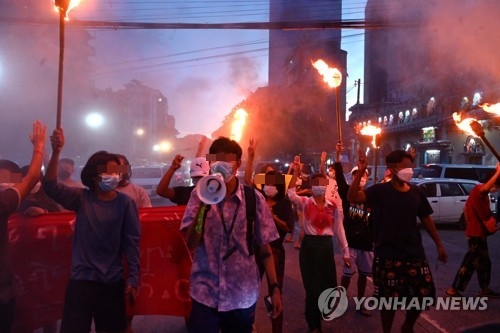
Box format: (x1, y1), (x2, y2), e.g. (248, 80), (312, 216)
(124, 225), (500, 333)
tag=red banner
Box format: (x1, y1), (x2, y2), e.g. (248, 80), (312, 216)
(8, 206), (192, 332)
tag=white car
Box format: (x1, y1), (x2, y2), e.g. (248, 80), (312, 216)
(410, 178), (496, 229)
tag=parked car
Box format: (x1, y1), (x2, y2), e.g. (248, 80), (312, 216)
(410, 178), (496, 229)
(418, 163), (496, 183)
(131, 165), (189, 199)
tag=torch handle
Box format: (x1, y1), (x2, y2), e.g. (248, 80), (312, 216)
(335, 87), (342, 144)
(56, 11), (65, 129)
(480, 135), (500, 161)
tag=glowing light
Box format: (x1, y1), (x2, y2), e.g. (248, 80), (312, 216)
(360, 124), (382, 148)
(230, 108), (248, 142)
(136, 128), (144, 136)
(85, 113), (104, 128)
(311, 59), (342, 88)
(53, 0), (81, 18)
(453, 112), (478, 137)
(481, 103), (500, 115)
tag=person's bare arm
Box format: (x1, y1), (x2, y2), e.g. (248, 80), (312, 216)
(420, 215), (448, 263)
(156, 154), (183, 199)
(15, 121), (46, 199)
(347, 152), (367, 204)
(45, 127), (63, 183)
(244, 139), (257, 186)
(195, 136), (207, 158)
(480, 162), (500, 194)
(320, 151), (327, 176)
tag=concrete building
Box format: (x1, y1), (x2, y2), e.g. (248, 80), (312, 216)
(351, 0), (500, 167)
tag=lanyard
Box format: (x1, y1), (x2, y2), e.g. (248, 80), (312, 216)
(217, 201), (240, 260)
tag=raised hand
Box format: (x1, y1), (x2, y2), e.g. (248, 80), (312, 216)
(171, 154), (184, 170)
(49, 128), (65, 153)
(30, 120), (47, 151)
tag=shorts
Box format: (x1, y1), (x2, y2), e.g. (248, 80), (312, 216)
(60, 279), (127, 333)
(373, 257), (436, 302)
(343, 248), (374, 277)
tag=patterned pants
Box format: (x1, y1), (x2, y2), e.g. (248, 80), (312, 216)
(452, 237), (491, 291)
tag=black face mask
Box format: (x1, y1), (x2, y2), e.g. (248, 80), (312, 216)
(58, 170), (71, 180)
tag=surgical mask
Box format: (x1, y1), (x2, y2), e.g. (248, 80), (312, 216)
(30, 181), (41, 194)
(359, 178), (367, 188)
(97, 174), (120, 192)
(327, 171), (335, 179)
(263, 185), (278, 198)
(311, 185), (326, 197)
(210, 161), (235, 183)
(397, 168), (413, 183)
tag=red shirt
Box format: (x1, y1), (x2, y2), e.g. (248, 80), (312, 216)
(464, 184), (491, 240)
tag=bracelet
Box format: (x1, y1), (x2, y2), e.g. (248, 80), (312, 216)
(270, 282), (282, 294)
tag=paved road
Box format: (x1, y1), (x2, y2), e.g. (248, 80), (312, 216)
(123, 224), (500, 333)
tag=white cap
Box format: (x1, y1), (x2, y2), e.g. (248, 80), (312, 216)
(190, 157), (210, 178)
(351, 166), (369, 175)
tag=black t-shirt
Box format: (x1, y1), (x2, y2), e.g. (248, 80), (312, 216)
(270, 197), (294, 247)
(364, 182), (433, 260)
(172, 186), (196, 206)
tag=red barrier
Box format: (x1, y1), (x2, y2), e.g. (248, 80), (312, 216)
(8, 206), (192, 332)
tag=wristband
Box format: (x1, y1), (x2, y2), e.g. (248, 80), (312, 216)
(270, 282), (282, 294)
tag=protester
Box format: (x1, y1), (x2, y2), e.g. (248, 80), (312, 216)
(57, 158), (84, 188)
(43, 128), (141, 333)
(180, 136), (282, 333)
(17, 165), (61, 217)
(348, 149), (447, 333)
(115, 153), (152, 209)
(446, 162), (500, 298)
(0, 120), (46, 333)
(157, 137), (210, 205)
(287, 158), (349, 333)
(331, 144), (373, 317)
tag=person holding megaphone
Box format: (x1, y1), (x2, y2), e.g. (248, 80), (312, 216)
(180, 137), (283, 333)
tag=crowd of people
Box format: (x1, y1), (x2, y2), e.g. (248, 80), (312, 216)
(2, 122), (500, 333)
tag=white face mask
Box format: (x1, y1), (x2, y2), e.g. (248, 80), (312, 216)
(210, 161), (235, 183)
(397, 168), (413, 183)
(263, 185), (278, 198)
(30, 181), (41, 194)
(311, 185), (327, 197)
(327, 171), (335, 179)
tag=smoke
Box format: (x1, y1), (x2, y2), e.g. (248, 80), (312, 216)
(228, 56), (260, 96)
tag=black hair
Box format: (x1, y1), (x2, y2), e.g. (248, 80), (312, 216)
(58, 158), (75, 166)
(310, 172), (327, 180)
(0, 159), (21, 173)
(259, 163), (276, 173)
(115, 153), (131, 182)
(264, 170), (286, 201)
(209, 137), (243, 160)
(386, 150), (414, 164)
(80, 151), (120, 191)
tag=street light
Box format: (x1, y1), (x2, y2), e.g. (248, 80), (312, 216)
(52, 0), (82, 128)
(312, 59), (343, 143)
(85, 112), (104, 129)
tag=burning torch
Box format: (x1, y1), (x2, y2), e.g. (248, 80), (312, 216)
(53, 0), (81, 128)
(360, 125), (382, 184)
(230, 108), (248, 142)
(453, 112), (500, 161)
(312, 59), (343, 143)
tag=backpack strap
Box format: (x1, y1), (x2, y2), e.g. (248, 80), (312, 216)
(244, 185), (257, 256)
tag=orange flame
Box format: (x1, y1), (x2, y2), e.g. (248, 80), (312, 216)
(312, 59), (342, 88)
(481, 103), (500, 115)
(453, 112), (479, 137)
(360, 125), (381, 148)
(54, 0), (82, 19)
(230, 108), (248, 142)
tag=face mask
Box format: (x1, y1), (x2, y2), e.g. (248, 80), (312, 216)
(397, 168), (413, 183)
(311, 185), (326, 197)
(327, 171), (335, 179)
(359, 178), (367, 188)
(30, 181), (41, 194)
(263, 185), (278, 198)
(97, 174), (120, 192)
(58, 170), (71, 180)
(210, 161), (235, 183)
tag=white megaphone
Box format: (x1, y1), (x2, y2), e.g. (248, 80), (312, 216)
(196, 173), (227, 204)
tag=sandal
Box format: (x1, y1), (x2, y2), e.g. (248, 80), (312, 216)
(445, 289), (462, 297)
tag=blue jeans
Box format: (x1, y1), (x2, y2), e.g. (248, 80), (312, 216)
(187, 298), (256, 333)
